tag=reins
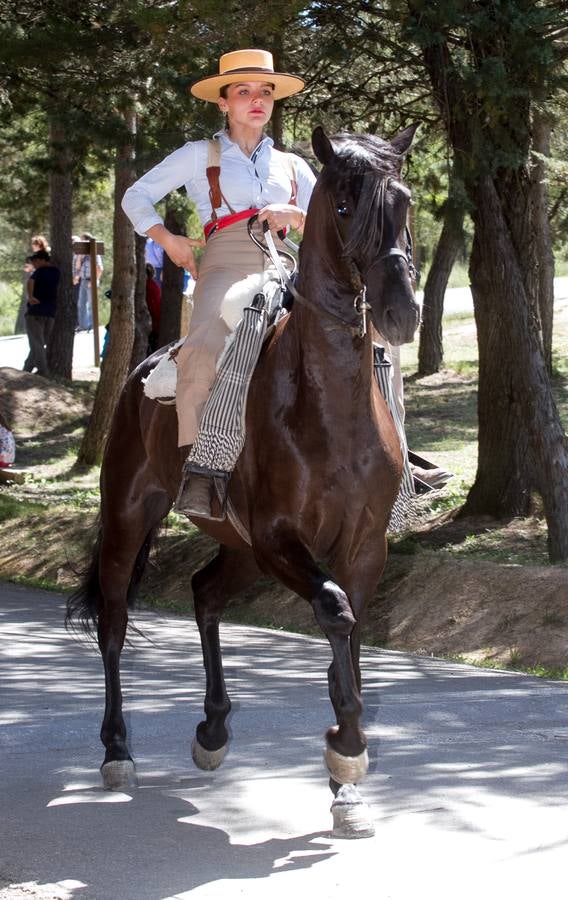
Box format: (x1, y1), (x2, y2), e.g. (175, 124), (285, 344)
(248, 216), (369, 338)
(246, 171), (416, 340)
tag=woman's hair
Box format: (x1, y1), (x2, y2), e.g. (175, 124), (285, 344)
(31, 234), (49, 251)
(146, 263), (155, 278)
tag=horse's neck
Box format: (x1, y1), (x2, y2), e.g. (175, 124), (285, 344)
(287, 285), (375, 417)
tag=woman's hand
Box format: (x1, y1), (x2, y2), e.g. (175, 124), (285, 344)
(147, 224), (205, 280)
(258, 204), (306, 234)
(162, 234), (205, 280)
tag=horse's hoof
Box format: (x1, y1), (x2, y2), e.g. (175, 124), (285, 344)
(101, 759), (137, 791)
(325, 745), (369, 785)
(331, 783), (375, 839)
(191, 737), (227, 771)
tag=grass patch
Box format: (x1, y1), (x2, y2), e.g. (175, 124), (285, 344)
(0, 280), (21, 335)
(447, 652), (568, 682)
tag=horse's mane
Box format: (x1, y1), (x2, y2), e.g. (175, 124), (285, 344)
(320, 133), (403, 261)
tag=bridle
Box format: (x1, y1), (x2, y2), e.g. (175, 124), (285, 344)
(247, 184), (416, 340)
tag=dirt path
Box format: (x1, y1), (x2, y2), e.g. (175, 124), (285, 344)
(1, 367), (567, 675)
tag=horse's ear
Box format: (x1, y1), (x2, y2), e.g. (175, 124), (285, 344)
(312, 126), (336, 166)
(389, 123), (420, 158)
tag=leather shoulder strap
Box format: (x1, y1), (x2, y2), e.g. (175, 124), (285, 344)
(206, 138), (222, 219)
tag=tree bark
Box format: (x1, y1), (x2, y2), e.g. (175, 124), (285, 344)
(461, 175), (568, 560)
(129, 233), (151, 372)
(76, 110), (136, 467)
(46, 114), (75, 379)
(413, 11), (568, 560)
(417, 184), (464, 376)
(531, 111), (555, 374)
(158, 199), (185, 347)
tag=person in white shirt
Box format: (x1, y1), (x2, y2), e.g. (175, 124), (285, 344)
(122, 49), (316, 517)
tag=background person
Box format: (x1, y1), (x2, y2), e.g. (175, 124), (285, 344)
(144, 237), (164, 285)
(75, 232), (103, 331)
(22, 250), (60, 377)
(145, 262), (162, 352)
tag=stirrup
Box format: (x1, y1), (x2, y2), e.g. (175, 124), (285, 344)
(175, 466), (228, 521)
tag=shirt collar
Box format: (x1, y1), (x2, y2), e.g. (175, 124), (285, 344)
(213, 130), (274, 157)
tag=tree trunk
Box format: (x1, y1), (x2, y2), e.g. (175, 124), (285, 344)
(413, 17), (568, 561)
(158, 199), (185, 347)
(129, 233), (151, 372)
(531, 111), (555, 374)
(46, 115), (75, 379)
(461, 176), (568, 560)
(417, 186), (464, 376)
(76, 110), (136, 467)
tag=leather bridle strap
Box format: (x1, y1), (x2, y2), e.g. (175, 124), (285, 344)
(259, 222), (365, 337)
(248, 215), (414, 339)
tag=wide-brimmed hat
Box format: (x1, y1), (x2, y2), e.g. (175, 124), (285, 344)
(191, 49), (305, 102)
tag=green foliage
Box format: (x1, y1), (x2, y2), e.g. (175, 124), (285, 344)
(403, 0), (567, 178)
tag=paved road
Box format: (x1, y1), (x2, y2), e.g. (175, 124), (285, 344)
(1, 581), (568, 899)
(0, 329), (106, 377)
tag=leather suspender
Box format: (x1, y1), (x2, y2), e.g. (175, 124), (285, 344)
(205, 138), (298, 223)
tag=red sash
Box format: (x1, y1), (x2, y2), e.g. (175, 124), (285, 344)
(204, 207), (260, 240)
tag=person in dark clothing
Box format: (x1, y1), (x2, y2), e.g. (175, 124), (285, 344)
(146, 263), (162, 353)
(23, 250), (60, 377)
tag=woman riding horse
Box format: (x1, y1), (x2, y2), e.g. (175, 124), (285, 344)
(122, 49), (316, 519)
(70, 47), (421, 839)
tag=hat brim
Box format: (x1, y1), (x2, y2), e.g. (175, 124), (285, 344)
(190, 71), (305, 102)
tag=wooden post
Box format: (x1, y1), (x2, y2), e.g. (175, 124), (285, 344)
(73, 239), (105, 366)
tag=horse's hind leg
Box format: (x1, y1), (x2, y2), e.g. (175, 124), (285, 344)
(97, 485), (170, 789)
(191, 546), (260, 770)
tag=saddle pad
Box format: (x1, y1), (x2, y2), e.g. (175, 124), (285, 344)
(142, 340), (184, 401)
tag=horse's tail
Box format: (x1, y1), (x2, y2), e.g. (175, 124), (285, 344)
(66, 524), (158, 638)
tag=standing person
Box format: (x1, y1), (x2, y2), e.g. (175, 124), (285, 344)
(122, 48), (316, 517)
(144, 237), (164, 285)
(15, 235), (51, 334)
(71, 234), (82, 319)
(75, 232), (103, 331)
(145, 262), (162, 352)
(22, 250), (60, 377)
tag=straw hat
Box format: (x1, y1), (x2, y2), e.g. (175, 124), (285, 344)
(191, 49), (305, 102)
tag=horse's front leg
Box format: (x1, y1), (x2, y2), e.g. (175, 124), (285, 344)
(191, 546), (260, 770)
(254, 528), (376, 838)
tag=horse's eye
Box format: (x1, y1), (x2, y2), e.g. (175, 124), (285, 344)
(337, 203), (349, 217)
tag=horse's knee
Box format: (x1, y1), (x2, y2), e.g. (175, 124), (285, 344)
(312, 582), (356, 636)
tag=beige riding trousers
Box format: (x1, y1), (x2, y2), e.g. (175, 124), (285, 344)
(176, 219), (267, 447)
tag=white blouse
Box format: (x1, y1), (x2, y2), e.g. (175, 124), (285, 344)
(122, 130), (317, 234)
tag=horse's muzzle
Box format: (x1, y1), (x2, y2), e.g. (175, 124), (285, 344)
(374, 295), (420, 346)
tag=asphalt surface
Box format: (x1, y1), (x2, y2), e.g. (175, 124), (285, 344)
(1, 580), (568, 899)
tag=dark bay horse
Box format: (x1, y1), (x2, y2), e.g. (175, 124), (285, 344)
(68, 125), (420, 838)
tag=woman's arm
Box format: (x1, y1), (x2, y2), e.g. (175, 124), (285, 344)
(121, 142), (202, 236)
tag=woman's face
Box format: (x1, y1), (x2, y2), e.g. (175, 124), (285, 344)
(218, 81), (274, 130)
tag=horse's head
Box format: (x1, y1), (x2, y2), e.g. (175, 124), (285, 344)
(311, 125), (420, 346)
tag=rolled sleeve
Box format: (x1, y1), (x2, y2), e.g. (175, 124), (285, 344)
(121, 142), (201, 236)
